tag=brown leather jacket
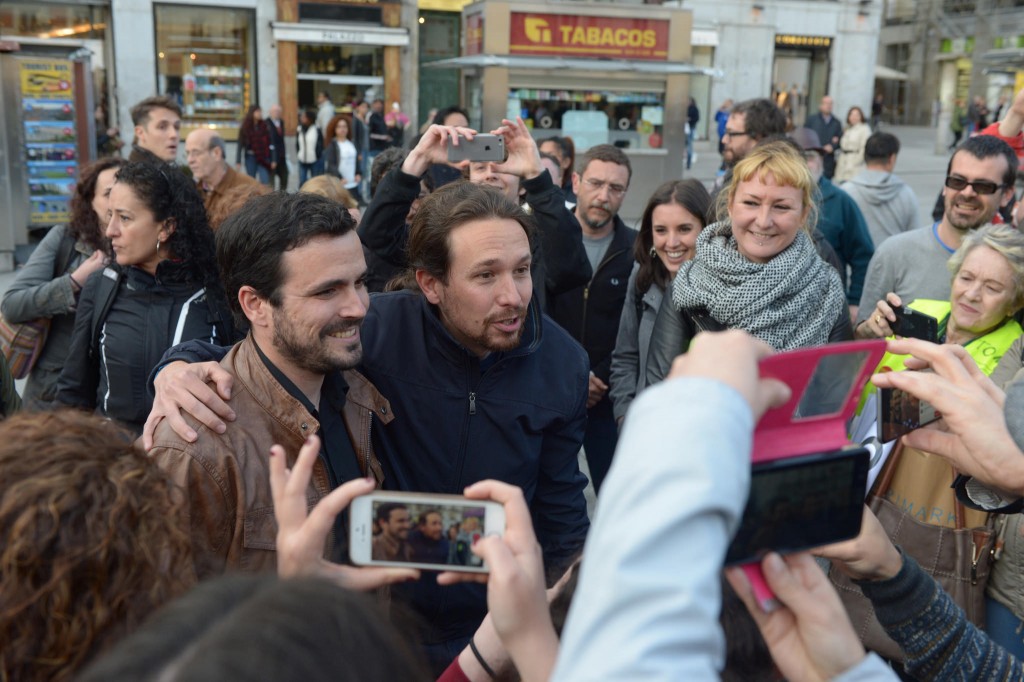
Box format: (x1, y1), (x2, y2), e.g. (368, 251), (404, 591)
(149, 336), (393, 581)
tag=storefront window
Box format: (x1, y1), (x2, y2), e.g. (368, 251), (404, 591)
(154, 5), (255, 140)
(0, 3), (106, 40)
(510, 88), (666, 151)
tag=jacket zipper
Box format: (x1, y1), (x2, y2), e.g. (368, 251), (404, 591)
(581, 246), (627, 346)
(364, 409), (373, 477)
(468, 392), (476, 415)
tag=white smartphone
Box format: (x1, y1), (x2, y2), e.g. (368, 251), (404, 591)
(349, 491), (506, 573)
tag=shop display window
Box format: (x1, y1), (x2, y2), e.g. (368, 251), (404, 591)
(510, 88), (666, 150)
(154, 5), (255, 139)
(0, 3), (105, 40)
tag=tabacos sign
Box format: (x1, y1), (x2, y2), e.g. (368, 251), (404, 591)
(509, 13), (669, 61)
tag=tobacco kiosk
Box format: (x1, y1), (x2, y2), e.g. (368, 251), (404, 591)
(427, 1), (715, 219)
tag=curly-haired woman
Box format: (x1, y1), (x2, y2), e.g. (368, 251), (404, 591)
(56, 162), (234, 433)
(0, 410), (193, 682)
(1, 157), (124, 408)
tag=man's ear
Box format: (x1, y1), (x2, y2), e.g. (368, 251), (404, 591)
(415, 269), (443, 305)
(134, 124), (146, 144)
(571, 171), (581, 194)
(239, 286), (271, 327)
(1001, 185), (1016, 209)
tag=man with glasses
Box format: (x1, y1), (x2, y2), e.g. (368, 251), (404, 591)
(184, 128), (258, 225)
(715, 98), (788, 198)
(854, 135), (1018, 334)
(549, 144), (637, 493)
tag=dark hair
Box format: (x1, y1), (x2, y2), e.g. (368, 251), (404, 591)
(69, 157), (126, 251)
(113, 163), (225, 293)
(370, 146), (409, 195)
(540, 136), (576, 187)
(0, 410), (192, 682)
(376, 502), (407, 524)
(864, 132), (900, 163)
(417, 509), (441, 526)
(634, 179), (712, 295)
(325, 113), (353, 145)
(216, 191), (355, 326)
(319, 90), (331, 101)
(77, 576), (429, 682)
(130, 95), (181, 127)
(392, 181), (535, 291)
(731, 98), (787, 141)
(238, 105), (262, 147)
(300, 108), (317, 130)
(846, 106), (866, 126)
(577, 143), (632, 184)
(948, 134), (1018, 190)
(432, 105), (469, 126)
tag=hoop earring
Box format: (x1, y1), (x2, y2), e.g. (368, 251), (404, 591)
(156, 238), (162, 254)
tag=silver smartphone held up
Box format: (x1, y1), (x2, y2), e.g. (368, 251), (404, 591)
(447, 133), (505, 163)
(349, 491), (506, 573)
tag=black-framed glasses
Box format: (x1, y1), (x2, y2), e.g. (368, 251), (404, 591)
(722, 130), (750, 139)
(944, 175), (1004, 195)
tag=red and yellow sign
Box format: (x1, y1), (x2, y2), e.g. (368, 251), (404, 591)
(509, 13), (669, 61)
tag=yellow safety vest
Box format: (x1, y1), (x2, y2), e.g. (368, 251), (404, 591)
(876, 299), (1023, 377)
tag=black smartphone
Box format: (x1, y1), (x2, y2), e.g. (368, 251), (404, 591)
(891, 307), (938, 342)
(725, 447), (869, 566)
(447, 134), (505, 163)
(877, 386), (940, 442)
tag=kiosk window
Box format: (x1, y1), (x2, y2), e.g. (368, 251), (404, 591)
(510, 88), (666, 150)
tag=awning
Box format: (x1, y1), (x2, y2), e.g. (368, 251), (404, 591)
(271, 21), (409, 47)
(979, 47), (1024, 67)
(874, 64), (908, 81)
(422, 54), (724, 77)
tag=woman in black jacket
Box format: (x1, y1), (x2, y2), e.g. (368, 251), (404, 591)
(56, 162), (234, 434)
(646, 140), (851, 385)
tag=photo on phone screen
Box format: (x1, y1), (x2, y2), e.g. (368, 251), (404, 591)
(877, 386), (940, 442)
(725, 447), (869, 566)
(350, 492), (505, 573)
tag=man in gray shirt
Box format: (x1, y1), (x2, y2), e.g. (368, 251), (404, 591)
(855, 135), (1017, 334)
(841, 132), (920, 247)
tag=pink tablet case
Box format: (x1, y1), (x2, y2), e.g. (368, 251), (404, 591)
(740, 340), (886, 610)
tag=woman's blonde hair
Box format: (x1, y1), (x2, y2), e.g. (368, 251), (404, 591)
(948, 223), (1024, 313)
(717, 139), (818, 233)
(300, 175), (358, 209)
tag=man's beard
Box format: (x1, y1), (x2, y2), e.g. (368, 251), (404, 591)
(581, 201), (614, 231)
(945, 195), (996, 233)
(272, 308), (363, 374)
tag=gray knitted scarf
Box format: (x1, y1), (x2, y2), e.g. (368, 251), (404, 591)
(671, 219), (846, 351)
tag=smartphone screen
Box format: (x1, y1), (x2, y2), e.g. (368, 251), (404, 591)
(878, 386), (940, 442)
(350, 492), (505, 573)
(725, 447), (869, 566)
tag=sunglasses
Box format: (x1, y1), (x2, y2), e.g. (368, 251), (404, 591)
(944, 175), (1005, 195)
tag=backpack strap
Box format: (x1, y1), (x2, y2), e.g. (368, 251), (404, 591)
(89, 267), (121, 361)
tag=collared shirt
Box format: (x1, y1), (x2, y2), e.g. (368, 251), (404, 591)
(252, 339), (361, 488)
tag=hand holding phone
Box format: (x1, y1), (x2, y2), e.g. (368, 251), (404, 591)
(270, 435), (420, 589)
(877, 386), (940, 442)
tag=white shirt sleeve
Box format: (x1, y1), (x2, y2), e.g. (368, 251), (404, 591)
(553, 377), (753, 681)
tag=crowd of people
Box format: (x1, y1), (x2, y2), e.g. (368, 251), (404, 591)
(5, 83), (1024, 682)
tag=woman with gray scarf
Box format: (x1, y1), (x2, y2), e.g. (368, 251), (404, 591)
(646, 140), (851, 385)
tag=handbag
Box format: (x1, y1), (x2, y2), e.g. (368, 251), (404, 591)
(828, 440), (996, 662)
(0, 231), (78, 380)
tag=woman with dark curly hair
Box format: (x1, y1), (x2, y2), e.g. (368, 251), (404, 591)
(0, 409), (194, 682)
(1, 157), (124, 408)
(56, 162), (234, 433)
(237, 104), (275, 185)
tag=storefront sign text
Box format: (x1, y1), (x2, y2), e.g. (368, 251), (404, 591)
(509, 13), (669, 61)
(774, 34), (832, 48)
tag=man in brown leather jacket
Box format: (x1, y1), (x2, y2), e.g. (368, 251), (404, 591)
(149, 192), (392, 581)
